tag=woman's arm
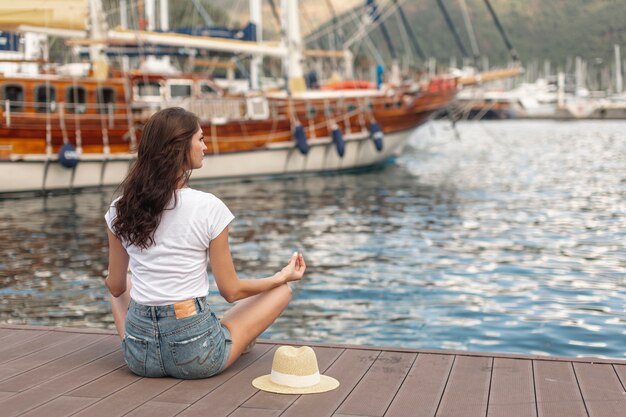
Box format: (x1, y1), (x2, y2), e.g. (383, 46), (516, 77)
(209, 226), (305, 303)
(105, 228), (130, 297)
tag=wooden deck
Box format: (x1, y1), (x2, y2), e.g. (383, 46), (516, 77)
(0, 324), (625, 417)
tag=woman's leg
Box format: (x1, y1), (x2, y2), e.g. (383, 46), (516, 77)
(220, 283), (292, 369)
(110, 273), (132, 340)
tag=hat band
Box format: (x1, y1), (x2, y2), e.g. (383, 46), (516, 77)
(270, 370), (321, 388)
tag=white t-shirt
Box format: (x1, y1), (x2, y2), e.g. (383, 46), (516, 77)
(105, 188), (234, 306)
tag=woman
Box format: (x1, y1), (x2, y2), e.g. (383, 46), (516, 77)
(104, 107), (305, 379)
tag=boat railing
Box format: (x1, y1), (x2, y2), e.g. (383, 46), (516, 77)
(130, 93), (411, 124)
(1, 90), (427, 131)
(3, 100), (11, 128)
(267, 94), (407, 115)
(128, 96), (270, 123)
(173, 96), (277, 122)
(1, 99), (131, 130)
(185, 97), (245, 121)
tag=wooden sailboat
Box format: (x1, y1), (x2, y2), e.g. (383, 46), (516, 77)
(0, 0), (457, 194)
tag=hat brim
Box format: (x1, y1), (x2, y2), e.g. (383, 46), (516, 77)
(252, 374), (340, 394)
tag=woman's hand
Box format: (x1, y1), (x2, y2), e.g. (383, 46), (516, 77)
(277, 252), (306, 284)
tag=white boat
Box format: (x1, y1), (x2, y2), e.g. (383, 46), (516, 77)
(0, 0), (457, 195)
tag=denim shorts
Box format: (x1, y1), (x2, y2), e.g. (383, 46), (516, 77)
(122, 296), (232, 379)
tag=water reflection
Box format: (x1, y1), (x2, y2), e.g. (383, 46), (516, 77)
(1, 120), (625, 358)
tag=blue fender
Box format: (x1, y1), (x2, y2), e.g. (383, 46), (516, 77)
(369, 122), (384, 152)
(293, 124), (309, 155)
(58, 143), (80, 168)
(331, 127), (345, 158)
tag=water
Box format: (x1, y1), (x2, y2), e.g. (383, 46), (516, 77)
(1, 120), (625, 358)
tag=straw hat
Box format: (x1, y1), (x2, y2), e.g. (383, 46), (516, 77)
(252, 346), (340, 394)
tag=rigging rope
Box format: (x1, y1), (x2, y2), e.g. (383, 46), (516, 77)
(435, 0), (470, 59)
(458, 0), (480, 64)
(482, 0), (519, 62)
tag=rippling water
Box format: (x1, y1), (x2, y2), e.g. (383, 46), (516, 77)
(1, 120), (625, 358)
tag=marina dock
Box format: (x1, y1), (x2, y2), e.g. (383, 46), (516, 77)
(0, 324), (625, 417)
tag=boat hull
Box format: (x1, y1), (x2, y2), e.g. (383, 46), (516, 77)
(0, 128), (412, 194)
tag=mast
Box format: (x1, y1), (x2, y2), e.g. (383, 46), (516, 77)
(482, 0), (518, 62)
(282, 0), (306, 92)
(435, 0), (469, 60)
(324, 0), (342, 72)
(576, 56), (585, 96)
(458, 0), (480, 65)
(250, 0), (262, 90)
(145, 0), (155, 31)
(159, 0), (171, 68)
(119, 0), (130, 72)
(159, 0), (169, 31)
(88, 0), (108, 79)
(615, 44), (623, 94)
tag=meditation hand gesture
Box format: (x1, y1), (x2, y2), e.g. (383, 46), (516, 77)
(277, 252), (306, 284)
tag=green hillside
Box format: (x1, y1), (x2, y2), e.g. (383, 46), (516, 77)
(301, 0), (626, 70)
(101, 0), (626, 70)
(398, 0), (626, 67)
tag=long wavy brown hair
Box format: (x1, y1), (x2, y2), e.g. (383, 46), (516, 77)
(112, 107), (200, 249)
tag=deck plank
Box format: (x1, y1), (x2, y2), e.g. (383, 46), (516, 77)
(280, 348), (380, 417)
(0, 330), (51, 356)
(384, 353), (455, 417)
(67, 366), (141, 398)
(152, 343), (273, 404)
(0, 333), (86, 382)
(0, 325), (624, 417)
(0, 330), (79, 365)
(175, 345), (285, 417)
(0, 349), (123, 417)
(435, 355), (493, 417)
(0, 329), (14, 339)
(614, 365), (626, 389)
(0, 334), (118, 392)
(70, 377), (181, 417)
(18, 395), (98, 417)
(488, 358), (537, 417)
(0, 391), (15, 400)
(242, 346), (344, 411)
(229, 408), (284, 417)
(534, 360), (587, 417)
(334, 414), (371, 417)
(573, 362), (626, 417)
(334, 351), (416, 417)
(123, 400), (190, 417)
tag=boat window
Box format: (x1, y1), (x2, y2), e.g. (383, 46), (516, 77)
(367, 100), (374, 111)
(384, 101), (392, 109)
(306, 104), (317, 118)
(66, 86), (87, 114)
(136, 80), (162, 98)
(96, 87), (116, 113)
(246, 97), (270, 120)
(347, 103), (357, 112)
(2, 84), (24, 112)
(199, 82), (217, 95)
(395, 100), (402, 108)
(169, 84), (192, 99)
(34, 85), (57, 113)
(324, 104), (333, 116)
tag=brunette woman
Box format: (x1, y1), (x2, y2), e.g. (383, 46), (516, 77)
(105, 107), (305, 378)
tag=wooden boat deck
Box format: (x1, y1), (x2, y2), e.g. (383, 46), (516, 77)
(0, 324), (625, 417)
